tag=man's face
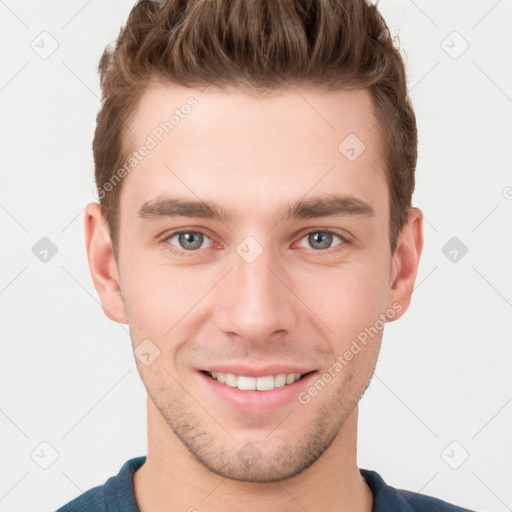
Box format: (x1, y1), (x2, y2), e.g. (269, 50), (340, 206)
(108, 83), (408, 481)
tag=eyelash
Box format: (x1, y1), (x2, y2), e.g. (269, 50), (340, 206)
(162, 228), (350, 257)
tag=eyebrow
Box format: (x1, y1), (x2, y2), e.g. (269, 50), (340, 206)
(137, 193), (375, 224)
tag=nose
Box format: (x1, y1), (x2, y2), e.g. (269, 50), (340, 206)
(214, 242), (301, 346)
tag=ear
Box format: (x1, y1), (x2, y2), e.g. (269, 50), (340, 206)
(386, 207), (424, 321)
(84, 202), (128, 324)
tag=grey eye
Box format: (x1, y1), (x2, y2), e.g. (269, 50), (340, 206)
(298, 231), (343, 251)
(168, 231), (211, 251)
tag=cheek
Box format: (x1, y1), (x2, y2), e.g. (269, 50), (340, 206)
(121, 266), (170, 335)
(294, 262), (389, 338)
(121, 262), (213, 338)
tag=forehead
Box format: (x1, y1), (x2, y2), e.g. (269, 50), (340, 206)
(119, 82), (388, 226)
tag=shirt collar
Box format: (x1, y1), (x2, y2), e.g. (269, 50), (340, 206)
(112, 456), (415, 512)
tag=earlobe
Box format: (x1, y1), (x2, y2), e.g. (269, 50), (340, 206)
(386, 207), (424, 321)
(84, 202), (128, 324)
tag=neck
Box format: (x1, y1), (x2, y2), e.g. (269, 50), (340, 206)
(133, 398), (373, 512)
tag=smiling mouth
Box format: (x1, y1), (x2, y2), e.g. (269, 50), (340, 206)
(200, 370), (314, 391)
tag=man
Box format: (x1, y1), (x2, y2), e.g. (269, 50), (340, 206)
(56, 0), (477, 510)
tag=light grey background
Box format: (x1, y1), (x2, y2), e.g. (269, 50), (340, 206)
(1, 1), (511, 511)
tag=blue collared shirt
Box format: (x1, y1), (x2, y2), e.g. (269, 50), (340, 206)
(55, 456), (477, 512)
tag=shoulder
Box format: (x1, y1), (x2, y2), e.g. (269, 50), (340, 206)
(360, 469), (478, 512)
(55, 484), (107, 512)
(54, 456), (146, 512)
(399, 488), (477, 512)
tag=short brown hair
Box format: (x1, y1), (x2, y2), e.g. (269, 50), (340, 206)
(93, 0), (417, 261)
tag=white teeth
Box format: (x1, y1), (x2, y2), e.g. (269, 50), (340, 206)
(208, 372), (304, 391)
(274, 374), (287, 388)
(237, 376), (256, 390)
(225, 373), (237, 387)
(256, 375), (274, 391)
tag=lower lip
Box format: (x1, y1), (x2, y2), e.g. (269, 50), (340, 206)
(198, 371), (317, 413)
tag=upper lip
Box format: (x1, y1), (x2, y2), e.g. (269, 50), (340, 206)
(199, 364), (315, 378)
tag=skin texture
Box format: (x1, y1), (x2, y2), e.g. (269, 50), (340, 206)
(85, 83), (423, 512)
